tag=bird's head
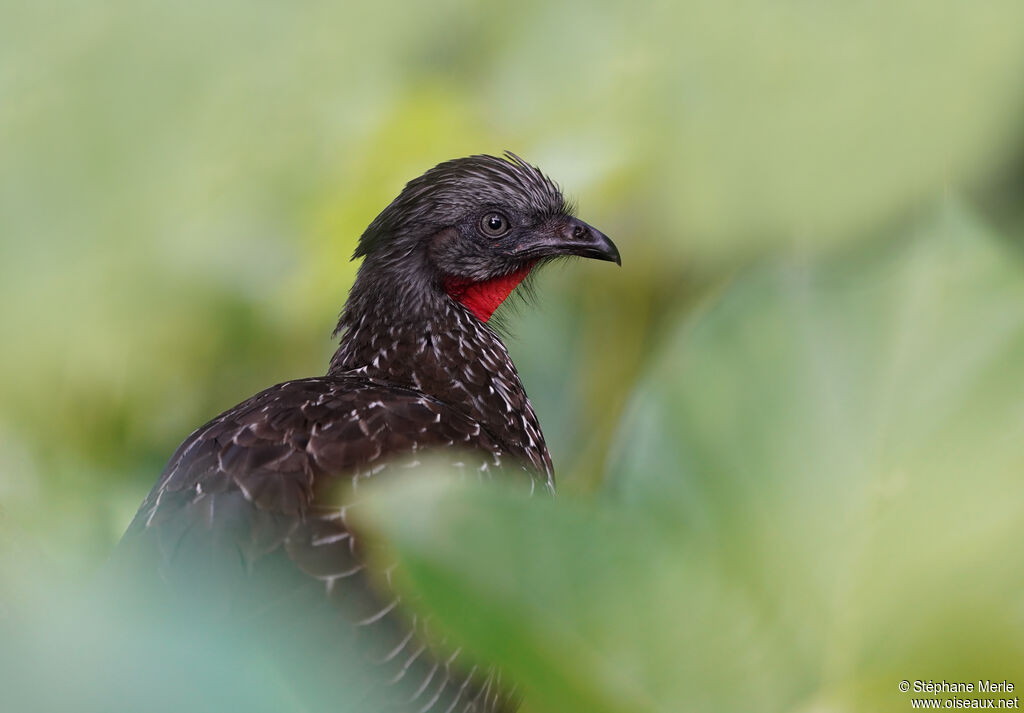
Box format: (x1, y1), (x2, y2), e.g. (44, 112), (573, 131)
(351, 153), (620, 322)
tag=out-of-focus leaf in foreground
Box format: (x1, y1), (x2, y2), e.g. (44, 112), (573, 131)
(0, 522), (390, 713)
(356, 201), (1024, 713)
(605, 200), (1024, 708)
(355, 475), (797, 713)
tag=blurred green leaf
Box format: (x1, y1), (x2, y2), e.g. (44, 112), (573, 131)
(0, 544), (395, 713)
(355, 475), (802, 713)
(607, 199), (1024, 708)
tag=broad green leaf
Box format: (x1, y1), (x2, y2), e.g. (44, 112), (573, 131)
(607, 200), (1024, 709)
(0, 547), (394, 713)
(356, 475), (804, 713)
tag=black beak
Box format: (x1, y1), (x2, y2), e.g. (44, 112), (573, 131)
(519, 217), (621, 266)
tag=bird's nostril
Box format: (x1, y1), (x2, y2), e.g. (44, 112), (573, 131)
(572, 224), (587, 240)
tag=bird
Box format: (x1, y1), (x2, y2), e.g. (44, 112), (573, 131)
(111, 153), (621, 713)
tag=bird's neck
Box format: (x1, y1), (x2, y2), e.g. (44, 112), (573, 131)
(442, 263), (534, 322)
(328, 269), (552, 478)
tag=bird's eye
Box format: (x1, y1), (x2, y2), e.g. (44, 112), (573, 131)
(480, 212), (510, 237)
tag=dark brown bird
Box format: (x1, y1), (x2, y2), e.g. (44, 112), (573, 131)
(113, 153), (620, 712)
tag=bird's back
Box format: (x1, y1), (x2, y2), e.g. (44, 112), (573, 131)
(115, 375), (529, 712)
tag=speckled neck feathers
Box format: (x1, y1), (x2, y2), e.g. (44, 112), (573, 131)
(329, 272), (552, 480)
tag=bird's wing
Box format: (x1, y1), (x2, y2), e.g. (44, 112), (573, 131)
(113, 376), (524, 713)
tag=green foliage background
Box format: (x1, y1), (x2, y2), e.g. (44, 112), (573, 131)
(2, 1), (1024, 711)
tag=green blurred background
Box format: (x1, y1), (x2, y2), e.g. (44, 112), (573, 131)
(3, 2), (1024, 711)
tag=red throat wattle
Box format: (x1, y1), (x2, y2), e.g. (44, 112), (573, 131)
(444, 263), (535, 322)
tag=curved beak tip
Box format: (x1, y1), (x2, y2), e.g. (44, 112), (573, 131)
(593, 230), (622, 267)
(570, 219), (621, 266)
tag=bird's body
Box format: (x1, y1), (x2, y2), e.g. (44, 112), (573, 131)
(114, 154), (619, 712)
